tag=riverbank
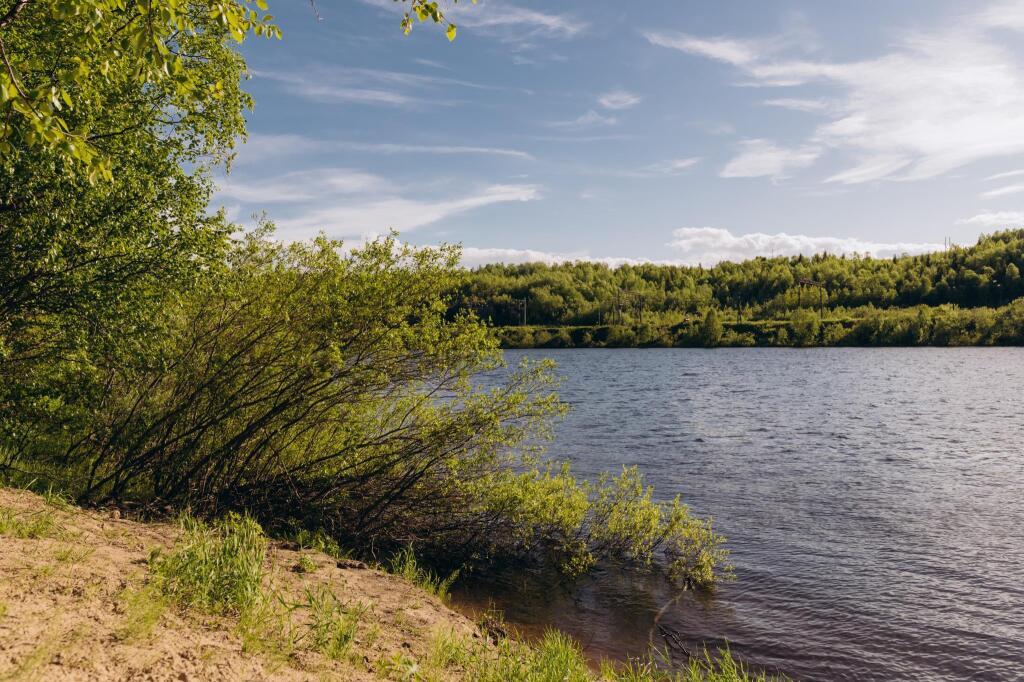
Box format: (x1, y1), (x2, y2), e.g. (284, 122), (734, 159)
(0, 486), (482, 680)
(492, 302), (1024, 348)
(0, 487), (776, 681)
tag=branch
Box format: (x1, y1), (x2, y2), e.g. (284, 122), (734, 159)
(0, 0), (30, 30)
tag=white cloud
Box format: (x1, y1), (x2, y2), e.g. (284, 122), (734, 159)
(216, 169), (390, 203)
(454, 4), (584, 40)
(458, 226), (945, 268)
(235, 134), (533, 163)
(825, 156), (911, 185)
(270, 184), (540, 240)
(598, 90), (642, 110)
(981, 183), (1024, 198)
(762, 98), (829, 112)
(720, 139), (820, 180)
(649, 4), (1024, 183)
(958, 210), (1024, 227)
(547, 110), (618, 129)
(644, 31), (760, 66)
(253, 66), (516, 108)
(358, 0), (583, 43)
(642, 157), (701, 175)
(667, 227), (944, 265)
(984, 169), (1024, 181)
(457, 246), (686, 269)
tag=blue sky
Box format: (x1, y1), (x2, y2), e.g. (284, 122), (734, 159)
(218, 0), (1024, 266)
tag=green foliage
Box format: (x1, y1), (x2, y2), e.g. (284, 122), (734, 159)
(700, 310), (724, 347)
(471, 464), (731, 590)
(288, 527), (349, 561)
(789, 309), (820, 347)
(7, 230), (730, 594)
(0, 0), (277, 175)
(0, 0), (252, 457)
(431, 626), (783, 682)
(397, 0), (477, 41)
(150, 513), (267, 615)
(455, 230), (1024, 347)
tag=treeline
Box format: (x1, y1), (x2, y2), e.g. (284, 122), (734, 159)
(0, 2), (728, 591)
(454, 231), (1024, 346)
(496, 303), (1024, 348)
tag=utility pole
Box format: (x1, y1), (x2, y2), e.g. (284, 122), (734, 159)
(510, 298), (527, 326)
(798, 278), (827, 318)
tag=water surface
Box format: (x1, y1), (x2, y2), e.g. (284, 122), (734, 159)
(453, 348), (1024, 681)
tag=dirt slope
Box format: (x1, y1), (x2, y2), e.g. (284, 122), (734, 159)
(0, 488), (482, 681)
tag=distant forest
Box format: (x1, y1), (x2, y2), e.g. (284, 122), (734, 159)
(452, 229), (1024, 347)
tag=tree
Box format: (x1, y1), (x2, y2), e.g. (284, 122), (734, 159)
(790, 309), (820, 346)
(0, 1), (278, 178)
(0, 1), (260, 449)
(700, 309), (723, 347)
(0, 0), (473, 178)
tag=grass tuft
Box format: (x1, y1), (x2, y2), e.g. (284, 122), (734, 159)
(149, 512), (267, 614)
(287, 526), (350, 560)
(0, 506), (60, 539)
(116, 585), (169, 642)
(387, 546), (459, 602)
(304, 585), (365, 661)
(293, 554), (317, 573)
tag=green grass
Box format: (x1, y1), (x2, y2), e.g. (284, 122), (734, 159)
(0, 507), (60, 539)
(149, 512), (267, 614)
(387, 546), (459, 602)
(115, 584), (169, 642)
(420, 623), (786, 682)
(53, 544), (94, 564)
(293, 554), (317, 573)
(304, 585), (366, 661)
(285, 525), (351, 560)
(377, 651), (420, 680)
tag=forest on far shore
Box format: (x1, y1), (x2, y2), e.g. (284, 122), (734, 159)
(454, 230), (1024, 347)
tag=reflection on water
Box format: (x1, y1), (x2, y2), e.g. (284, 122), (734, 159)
(451, 348), (1024, 681)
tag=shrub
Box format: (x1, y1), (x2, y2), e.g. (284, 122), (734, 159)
(9, 234), (729, 592)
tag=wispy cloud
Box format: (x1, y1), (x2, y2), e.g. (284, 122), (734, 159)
(274, 184), (540, 239)
(762, 98), (829, 113)
(579, 157), (701, 179)
(642, 157), (701, 175)
(668, 227), (944, 264)
(453, 3), (584, 40)
(235, 134), (533, 163)
(720, 139), (820, 180)
(217, 170), (540, 240)
(216, 169), (390, 203)
(958, 210), (1024, 227)
(981, 183), (1024, 198)
(253, 66), (517, 108)
(547, 110), (618, 130)
(648, 3), (1024, 183)
(644, 31), (761, 66)
(984, 169), (1024, 181)
(598, 90), (642, 110)
(358, 0), (584, 44)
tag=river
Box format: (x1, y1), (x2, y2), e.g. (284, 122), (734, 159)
(452, 348), (1024, 681)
